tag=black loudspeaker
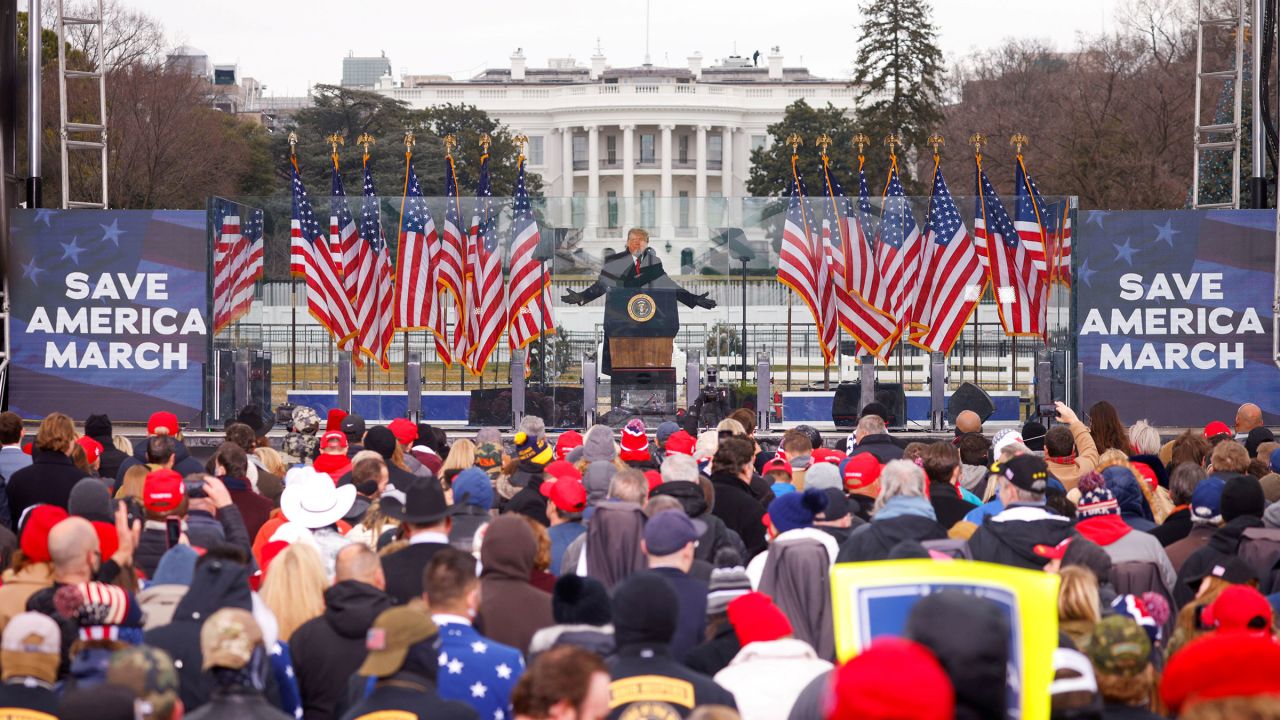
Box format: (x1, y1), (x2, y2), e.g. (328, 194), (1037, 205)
(947, 381), (995, 424)
(469, 387), (584, 428)
(216, 350), (272, 425)
(832, 382), (907, 429)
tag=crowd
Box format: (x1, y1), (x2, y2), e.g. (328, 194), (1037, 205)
(0, 399), (1274, 719)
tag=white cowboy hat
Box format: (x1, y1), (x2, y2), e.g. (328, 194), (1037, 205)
(280, 469), (357, 530)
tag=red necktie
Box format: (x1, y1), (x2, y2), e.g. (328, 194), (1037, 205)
(634, 257), (641, 276)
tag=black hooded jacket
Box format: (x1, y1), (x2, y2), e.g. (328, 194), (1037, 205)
(966, 508), (1075, 570)
(905, 591), (1010, 720)
(649, 481), (745, 564)
(504, 472), (550, 526)
(1173, 514), (1265, 607)
(116, 436), (205, 488)
(836, 515), (948, 563)
(709, 471), (768, 559)
(290, 581), (393, 720)
(145, 558), (255, 711)
(85, 431), (129, 482)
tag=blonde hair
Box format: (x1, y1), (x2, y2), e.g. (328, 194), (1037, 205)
(350, 449), (382, 466)
(116, 465), (149, 500)
(695, 431), (719, 461)
(715, 418), (745, 436)
(35, 412), (77, 454)
(253, 447), (285, 476)
(1058, 566), (1101, 626)
(442, 439), (476, 475)
(112, 434), (133, 455)
(1128, 420), (1161, 456)
(259, 542), (327, 642)
(1096, 449), (1132, 472)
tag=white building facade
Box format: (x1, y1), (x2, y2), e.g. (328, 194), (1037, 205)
(379, 49), (861, 263)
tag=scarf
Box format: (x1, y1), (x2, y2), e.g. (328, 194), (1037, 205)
(1047, 454), (1077, 465)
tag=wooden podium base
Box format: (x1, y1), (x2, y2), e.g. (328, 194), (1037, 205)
(610, 337), (674, 368)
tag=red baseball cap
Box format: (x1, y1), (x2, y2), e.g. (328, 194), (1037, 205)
(812, 447), (847, 465)
(91, 520), (118, 561)
(387, 418), (418, 445)
(1203, 584), (1273, 635)
(842, 453), (883, 491)
(325, 408), (348, 432)
(540, 477), (587, 514)
(762, 456), (792, 477)
(827, 637), (955, 720)
(1033, 537), (1073, 561)
(143, 469), (185, 513)
(147, 411), (179, 436)
(1204, 421), (1233, 439)
(321, 430), (348, 449)
(663, 430), (696, 456)
(76, 436), (103, 465)
(544, 460), (582, 482)
(1160, 631), (1280, 714)
(555, 431), (584, 461)
(644, 470), (663, 491)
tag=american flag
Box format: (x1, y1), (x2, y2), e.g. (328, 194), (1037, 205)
(353, 161), (396, 369)
(808, 163), (839, 364)
(851, 158), (881, 306)
(508, 155), (556, 369)
(910, 164), (985, 354)
(330, 162), (360, 303)
(463, 151), (507, 375)
(213, 203), (262, 335)
(1050, 200), (1072, 286)
(432, 155), (468, 361)
(1014, 155), (1051, 284)
(393, 154), (438, 333)
(776, 159), (836, 366)
(868, 163), (924, 341)
(289, 165), (359, 348)
(975, 159), (1045, 336)
(817, 162), (896, 357)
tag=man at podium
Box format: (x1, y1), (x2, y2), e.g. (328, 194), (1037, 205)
(561, 227), (716, 373)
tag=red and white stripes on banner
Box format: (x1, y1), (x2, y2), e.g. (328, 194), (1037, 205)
(352, 159), (395, 369)
(776, 154), (837, 366)
(289, 162), (358, 349)
(462, 154), (506, 375)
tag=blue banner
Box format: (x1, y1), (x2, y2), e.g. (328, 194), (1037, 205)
(1076, 209), (1278, 426)
(8, 209), (208, 422)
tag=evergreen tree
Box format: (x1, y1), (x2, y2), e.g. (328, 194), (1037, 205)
(851, 0), (945, 192)
(745, 100), (861, 197)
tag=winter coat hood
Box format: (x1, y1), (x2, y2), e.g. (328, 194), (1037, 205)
(1074, 514), (1132, 546)
(1102, 466), (1153, 522)
(649, 481), (709, 517)
(568, 425), (618, 465)
(582, 461), (616, 506)
(874, 496), (937, 522)
(323, 580), (393, 639)
(480, 515), (536, 581)
(975, 513), (1074, 567)
(170, 557), (252, 622)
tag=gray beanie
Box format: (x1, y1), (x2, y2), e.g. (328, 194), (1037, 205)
(583, 460), (616, 506)
(1264, 500), (1280, 530)
(68, 478), (114, 523)
(805, 463), (843, 491)
(568, 425), (617, 464)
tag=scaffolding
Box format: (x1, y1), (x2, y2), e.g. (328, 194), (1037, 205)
(56, 0), (109, 209)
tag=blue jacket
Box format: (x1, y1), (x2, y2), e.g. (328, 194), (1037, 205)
(547, 522), (585, 576)
(433, 618), (523, 720)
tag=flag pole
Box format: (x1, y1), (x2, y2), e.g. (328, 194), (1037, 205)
(288, 133), (300, 390)
(401, 132), (416, 389)
(784, 132), (802, 392)
(968, 133), (987, 387)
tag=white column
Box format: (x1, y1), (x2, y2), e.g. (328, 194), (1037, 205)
(561, 127), (574, 227)
(721, 126), (735, 226)
(695, 125), (708, 241)
(621, 124), (635, 227)
(586, 125), (600, 237)
(660, 124), (674, 237)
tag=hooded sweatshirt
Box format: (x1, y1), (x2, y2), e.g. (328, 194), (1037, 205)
(582, 501), (648, 591)
(477, 515), (553, 654)
(1102, 467), (1157, 531)
(144, 558), (254, 712)
(905, 591), (1010, 720)
(1074, 514), (1177, 595)
(966, 504), (1074, 570)
(757, 532), (838, 661)
(835, 497), (948, 563)
(289, 580), (393, 720)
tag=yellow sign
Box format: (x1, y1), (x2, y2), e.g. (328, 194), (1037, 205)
(831, 559), (1060, 720)
(627, 293), (657, 323)
(609, 675), (695, 709)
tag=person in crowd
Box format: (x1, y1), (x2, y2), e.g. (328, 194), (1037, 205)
(1073, 473), (1177, 596)
(0, 612), (61, 716)
(182, 473), (251, 556)
(1023, 421), (1050, 452)
(57, 580), (145, 692)
(619, 419), (660, 471)
(1085, 615), (1163, 719)
(564, 470), (649, 587)
(259, 542), (327, 642)
(426, 548), (524, 720)
(837, 460), (947, 563)
(823, 637), (954, 720)
(115, 412), (204, 485)
(133, 469), (186, 578)
(73, 436), (102, 477)
(752, 489), (836, 660)
(1163, 629), (1280, 716)
(529, 575), (615, 659)
(187, 607), (291, 720)
(713, 592), (830, 720)
(477, 515), (554, 654)
(1207, 439), (1252, 484)
(1087, 401), (1130, 456)
(379, 474), (452, 605)
(840, 453), (882, 523)
(763, 454), (796, 497)
(919, 443), (978, 530)
(1166, 476), (1224, 574)
(278, 467), (356, 576)
(340, 414), (367, 458)
(1057, 566), (1103, 649)
(386, 418), (432, 479)
(684, 564), (751, 677)
(641, 509), (708, 660)
(254, 447), (286, 479)
(905, 591), (1010, 720)
(1235, 402), (1265, 437)
(139, 544), (198, 630)
(207, 442), (273, 539)
(650, 455), (744, 566)
(281, 406), (321, 464)
(104, 646), (182, 720)
(709, 437), (767, 559)
(771, 430), (812, 489)
(449, 467), (494, 553)
(554, 430), (584, 463)
(812, 486), (858, 544)
(525, 517), (558, 593)
(1153, 463), (1205, 547)
(357, 426), (420, 494)
(1245, 427), (1276, 460)
(957, 432), (993, 497)
(512, 645), (611, 720)
(967, 455), (1074, 570)
(6, 412), (88, 526)
(0, 412), (31, 488)
(290, 543), (391, 720)
(504, 431), (555, 524)
(224, 422), (284, 505)
(1049, 648), (1104, 720)
(606, 573), (737, 717)
(955, 409), (983, 435)
(1174, 474), (1268, 607)
(0, 506), (65, 628)
(846, 415), (903, 463)
(542, 472), (587, 576)
(1042, 403), (1100, 491)
(314, 430), (354, 484)
(441, 438), (478, 482)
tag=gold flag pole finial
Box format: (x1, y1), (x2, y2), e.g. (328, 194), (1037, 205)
(969, 133), (987, 160)
(356, 133), (375, 163)
(326, 133), (344, 157)
(513, 134), (528, 159)
(883, 134), (901, 166)
(852, 133), (870, 157)
(479, 133), (492, 154)
(1010, 133), (1029, 156)
(444, 134), (457, 156)
(928, 134), (945, 163)
(288, 131), (298, 158)
(404, 131), (416, 150)
(786, 133), (803, 156)
(815, 133), (832, 158)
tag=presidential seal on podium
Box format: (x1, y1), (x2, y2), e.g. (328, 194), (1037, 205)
(627, 292), (657, 323)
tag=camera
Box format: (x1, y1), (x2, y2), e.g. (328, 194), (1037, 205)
(1037, 402), (1059, 419)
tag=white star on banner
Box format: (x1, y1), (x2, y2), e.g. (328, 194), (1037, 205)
(470, 682), (488, 698)
(495, 663), (512, 680)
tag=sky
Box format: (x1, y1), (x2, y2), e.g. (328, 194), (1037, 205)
(95, 0), (1118, 96)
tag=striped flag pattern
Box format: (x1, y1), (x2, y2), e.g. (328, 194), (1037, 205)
(330, 162), (360, 305)
(1014, 154), (1051, 284)
(868, 161), (925, 347)
(463, 151), (507, 375)
(776, 155), (837, 366)
(289, 163), (358, 348)
(353, 161), (396, 369)
(434, 155), (469, 361)
(393, 152), (438, 331)
(213, 203), (262, 334)
(508, 155), (556, 365)
(910, 161), (985, 354)
(975, 157), (1045, 336)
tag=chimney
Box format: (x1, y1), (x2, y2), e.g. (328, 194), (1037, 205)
(687, 52), (702, 80)
(590, 49), (607, 80)
(768, 46), (783, 80)
(511, 48), (526, 81)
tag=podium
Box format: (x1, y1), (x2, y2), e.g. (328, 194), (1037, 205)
(604, 287), (679, 421)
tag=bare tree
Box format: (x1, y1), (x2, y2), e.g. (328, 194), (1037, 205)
(43, 0), (164, 70)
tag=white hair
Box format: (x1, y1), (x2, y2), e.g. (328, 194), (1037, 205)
(872, 460), (926, 515)
(660, 454), (700, 484)
(1129, 420), (1161, 456)
(858, 415), (886, 435)
(715, 418), (745, 436)
(518, 415), (546, 441)
(695, 430), (719, 461)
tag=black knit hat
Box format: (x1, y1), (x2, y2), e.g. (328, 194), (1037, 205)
(84, 414), (113, 439)
(1246, 427), (1276, 458)
(612, 572), (677, 647)
(1222, 475), (1267, 522)
(552, 575), (612, 626)
(364, 426), (397, 460)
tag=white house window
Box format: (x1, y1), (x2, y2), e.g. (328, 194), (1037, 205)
(527, 136), (545, 165)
